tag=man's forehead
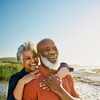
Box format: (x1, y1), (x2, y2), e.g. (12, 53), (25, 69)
(40, 44), (56, 51)
(39, 40), (56, 48)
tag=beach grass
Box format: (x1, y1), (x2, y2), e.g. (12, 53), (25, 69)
(0, 95), (6, 100)
(0, 63), (22, 81)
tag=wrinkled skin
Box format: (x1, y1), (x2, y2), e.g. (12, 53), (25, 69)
(38, 40), (58, 64)
(22, 50), (38, 72)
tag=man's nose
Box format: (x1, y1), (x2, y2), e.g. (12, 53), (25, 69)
(49, 50), (56, 55)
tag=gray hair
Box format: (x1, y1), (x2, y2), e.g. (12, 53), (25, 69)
(17, 41), (36, 63)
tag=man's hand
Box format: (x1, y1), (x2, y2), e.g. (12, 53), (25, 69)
(40, 75), (62, 95)
(44, 76), (61, 93)
(40, 75), (80, 100)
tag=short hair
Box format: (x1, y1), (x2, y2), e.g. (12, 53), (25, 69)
(37, 38), (55, 53)
(17, 41), (37, 63)
(58, 62), (74, 72)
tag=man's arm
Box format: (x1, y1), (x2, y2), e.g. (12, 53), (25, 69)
(62, 75), (80, 99)
(59, 84), (80, 100)
(43, 76), (79, 100)
(67, 75), (80, 98)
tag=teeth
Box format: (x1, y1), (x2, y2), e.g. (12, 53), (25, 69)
(48, 57), (56, 59)
(31, 65), (36, 71)
(31, 64), (36, 66)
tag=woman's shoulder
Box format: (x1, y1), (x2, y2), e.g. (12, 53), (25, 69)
(9, 69), (25, 82)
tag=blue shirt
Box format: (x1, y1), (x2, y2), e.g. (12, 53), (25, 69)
(7, 68), (28, 100)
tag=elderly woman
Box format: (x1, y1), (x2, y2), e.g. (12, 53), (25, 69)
(7, 41), (40, 100)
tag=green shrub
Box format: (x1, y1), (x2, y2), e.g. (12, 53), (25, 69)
(0, 95), (6, 100)
(0, 63), (22, 81)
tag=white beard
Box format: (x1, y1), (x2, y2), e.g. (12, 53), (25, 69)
(40, 56), (60, 70)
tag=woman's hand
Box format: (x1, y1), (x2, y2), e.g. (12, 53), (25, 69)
(19, 69), (40, 85)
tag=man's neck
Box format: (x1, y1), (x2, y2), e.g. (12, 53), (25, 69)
(39, 64), (57, 77)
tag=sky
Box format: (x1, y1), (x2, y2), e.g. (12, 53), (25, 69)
(0, 0), (100, 66)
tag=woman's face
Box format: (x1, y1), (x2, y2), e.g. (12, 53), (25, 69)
(57, 67), (70, 79)
(22, 50), (38, 72)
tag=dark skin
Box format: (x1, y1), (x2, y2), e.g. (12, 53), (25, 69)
(38, 39), (58, 64)
(42, 76), (80, 100)
(40, 74), (80, 100)
(38, 39), (80, 100)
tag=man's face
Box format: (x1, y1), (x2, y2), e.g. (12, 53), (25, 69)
(39, 41), (58, 64)
(22, 50), (38, 72)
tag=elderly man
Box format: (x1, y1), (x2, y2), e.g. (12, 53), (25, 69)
(7, 42), (39, 100)
(23, 38), (80, 100)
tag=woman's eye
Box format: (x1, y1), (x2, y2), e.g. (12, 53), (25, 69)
(27, 57), (31, 60)
(24, 57), (31, 60)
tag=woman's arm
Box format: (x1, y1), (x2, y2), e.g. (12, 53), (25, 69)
(13, 70), (40, 100)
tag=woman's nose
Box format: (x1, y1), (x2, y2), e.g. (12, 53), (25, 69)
(31, 58), (35, 63)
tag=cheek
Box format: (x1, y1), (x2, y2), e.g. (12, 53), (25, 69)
(24, 61), (30, 66)
(41, 52), (48, 57)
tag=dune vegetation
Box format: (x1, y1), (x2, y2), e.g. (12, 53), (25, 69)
(0, 57), (22, 81)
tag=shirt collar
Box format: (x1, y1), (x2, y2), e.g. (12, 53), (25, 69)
(21, 68), (29, 75)
(39, 65), (51, 77)
(39, 65), (57, 77)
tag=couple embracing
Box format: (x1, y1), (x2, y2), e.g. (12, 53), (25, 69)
(7, 38), (80, 100)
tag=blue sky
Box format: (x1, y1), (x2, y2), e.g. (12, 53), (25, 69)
(0, 0), (100, 66)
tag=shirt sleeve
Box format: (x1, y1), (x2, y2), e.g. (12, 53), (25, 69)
(69, 75), (80, 97)
(22, 80), (37, 100)
(62, 75), (80, 98)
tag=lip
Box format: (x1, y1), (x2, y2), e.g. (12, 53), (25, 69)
(48, 58), (57, 61)
(30, 64), (37, 70)
(31, 64), (37, 67)
(48, 56), (57, 59)
(31, 63), (37, 66)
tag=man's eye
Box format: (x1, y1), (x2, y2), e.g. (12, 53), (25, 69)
(53, 47), (57, 51)
(45, 47), (50, 51)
